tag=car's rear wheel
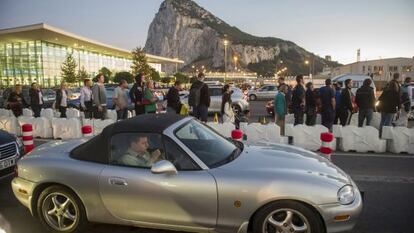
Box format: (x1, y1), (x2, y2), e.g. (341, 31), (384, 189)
(252, 201), (324, 233)
(37, 186), (87, 233)
(249, 94), (257, 101)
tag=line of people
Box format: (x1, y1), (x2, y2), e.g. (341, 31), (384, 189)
(273, 74), (412, 136)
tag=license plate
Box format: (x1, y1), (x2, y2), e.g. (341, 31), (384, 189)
(0, 157), (15, 170)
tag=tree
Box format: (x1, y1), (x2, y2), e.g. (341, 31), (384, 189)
(77, 66), (90, 82)
(150, 69), (161, 82)
(131, 47), (153, 76)
(61, 53), (78, 83)
(99, 67), (112, 83)
(113, 71), (134, 84)
(174, 72), (189, 83)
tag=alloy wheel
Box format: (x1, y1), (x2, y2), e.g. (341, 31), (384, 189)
(262, 208), (311, 233)
(42, 192), (79, 232)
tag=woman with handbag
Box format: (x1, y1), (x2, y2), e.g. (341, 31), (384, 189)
(7, 84), (28, 117)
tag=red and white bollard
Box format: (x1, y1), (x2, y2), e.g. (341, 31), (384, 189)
(82, 125), (93, 137)
(231, 129), (244, 141)
(22, 124), (34, 153)
(320, 132), (334, 160)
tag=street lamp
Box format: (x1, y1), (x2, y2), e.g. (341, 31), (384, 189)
(305, 60), (311, 81)
(224, 39), (229, 83)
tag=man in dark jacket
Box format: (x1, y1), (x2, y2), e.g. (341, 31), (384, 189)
(166, 81), (182, 114)
(291, 75), (306, 125)
(338, 79), (354, 126)
(189, 73), (210, 122)
(29, 82), (43, 117)
(130, 73), (146, 116)
(379, 75), (401, 136)
(355, 78), (376, 127)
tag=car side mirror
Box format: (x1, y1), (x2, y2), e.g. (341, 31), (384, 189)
(151, 160), (178, 175)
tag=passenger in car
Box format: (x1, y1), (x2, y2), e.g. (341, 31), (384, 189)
(119, 135), (162, 167)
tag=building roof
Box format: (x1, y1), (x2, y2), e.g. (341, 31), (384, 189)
(0, 23), (184, 64)
(342, 57), (414, 67)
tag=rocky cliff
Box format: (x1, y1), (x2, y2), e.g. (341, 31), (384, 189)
(144, 0), (339, 75)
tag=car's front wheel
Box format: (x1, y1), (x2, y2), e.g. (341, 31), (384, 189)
(249, 94), (257, 101)
(252, 200), (324, 233)
(37, 185), (88, 233)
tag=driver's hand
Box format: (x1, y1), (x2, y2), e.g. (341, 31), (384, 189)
(151, 149), (162, 162)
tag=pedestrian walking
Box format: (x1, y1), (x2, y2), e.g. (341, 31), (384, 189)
(29, 82), (43, 117)
(274, 84), (288, 135)
(338, 79), (354, 126)
(333, 83), (342, 124)
(188, 72), (210, 122)
(80, 79), (93, 119)
(166, 81), (182, 114)
(319, 79), (336, 131)
(394, 77), (412, 127)
(292, 75), (306, 125)
(305, 82), (317, 126)
(355, 78), (376, 127)
(143, 80), (158, 114)
(221, 84), (235, 123)
(113, 79), (129, 120)
(378, 75), (401, 137)
(7, 84), (28, 117)
(92, 73), (107, 120)
(55, 82), (68, 118)
(130, 73), (146, 116)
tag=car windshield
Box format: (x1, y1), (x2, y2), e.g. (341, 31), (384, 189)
(175, 120), (240, 168)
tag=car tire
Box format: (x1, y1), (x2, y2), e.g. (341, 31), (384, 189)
(37, 185), (88, 233)
(252, 200), (325, 233)
(249, 95), (257, 101)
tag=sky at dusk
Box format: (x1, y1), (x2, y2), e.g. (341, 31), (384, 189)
(1, 0), (413, 64)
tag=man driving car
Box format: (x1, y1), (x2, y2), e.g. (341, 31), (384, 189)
(119, 135), (162, 167)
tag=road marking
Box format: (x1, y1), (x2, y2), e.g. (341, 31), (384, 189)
(333, 152), (414, 159)
(352, 175), (414, 184)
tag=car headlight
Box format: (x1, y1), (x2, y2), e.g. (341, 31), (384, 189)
(338, 185), (355, 205)
(16, 137), (23, 148)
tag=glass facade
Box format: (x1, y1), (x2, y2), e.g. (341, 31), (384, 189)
(0, 40), (132, 87)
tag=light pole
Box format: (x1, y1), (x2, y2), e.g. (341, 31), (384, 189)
(224, 39), (229, 83)
(305, 60), (312, 81)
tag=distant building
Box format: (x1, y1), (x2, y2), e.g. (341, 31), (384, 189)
(331, 57), (414, 89)
(0, 23), (184, 87)
(325, 55), (332, 62)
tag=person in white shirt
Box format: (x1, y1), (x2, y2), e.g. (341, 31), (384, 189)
(113, 79), (129, 120)
(80, 79), (93, 119)
(55, 82), (68, 118)
(221, 84), (235, 123)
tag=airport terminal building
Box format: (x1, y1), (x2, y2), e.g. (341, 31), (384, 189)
(0, 23), (183, 87)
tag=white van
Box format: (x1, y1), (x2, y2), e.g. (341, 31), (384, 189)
(332, 74), (376, 95)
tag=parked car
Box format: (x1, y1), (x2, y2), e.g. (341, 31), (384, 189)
(12, 114), (362, 233)
(248, 84), (278, 101)
(181, 86), (249, 113)
(0, 130), (24, 178)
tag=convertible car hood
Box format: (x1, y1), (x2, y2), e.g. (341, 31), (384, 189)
(26, 138), (90, 158)
(218, 143), (350, 185)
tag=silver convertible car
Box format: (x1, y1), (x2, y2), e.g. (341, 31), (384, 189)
(12, 114), (362, 233)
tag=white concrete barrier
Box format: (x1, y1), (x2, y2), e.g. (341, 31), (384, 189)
(348, 112), (381, 129)
(22, 108), (33, 117)
(52, 118), (82, 139)
(18, 116), (53, 138)
(240, 123), (287, 144)
(285, 114), (294, 124)
(285, 124), (333, 151)
(0, 109), (12, 117)
(66, 108), (80, 119)
(333, 125), (386, 153)
(382, 126), (414, 154)
(82, 119), (115, 136)
(106, 110), (117, 122)
(0, 116), (20, 135)
(207, 122), (234, 138)
(40, 108), (54, 121)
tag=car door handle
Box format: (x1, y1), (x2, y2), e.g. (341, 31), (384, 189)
(109, 178), (128, 186)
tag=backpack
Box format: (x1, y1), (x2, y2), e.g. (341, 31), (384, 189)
(189, 83), (203, 107)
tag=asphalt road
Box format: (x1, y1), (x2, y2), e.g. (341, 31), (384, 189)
(1, 100), (413, 233)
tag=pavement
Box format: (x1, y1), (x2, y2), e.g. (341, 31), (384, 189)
(1, 101), (413, 233)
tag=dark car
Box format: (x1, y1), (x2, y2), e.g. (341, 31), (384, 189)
(0, 130), (25, 178)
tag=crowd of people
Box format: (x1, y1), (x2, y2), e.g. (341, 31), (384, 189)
(273, 73), (412, 137)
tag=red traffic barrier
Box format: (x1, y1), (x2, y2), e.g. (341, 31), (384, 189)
(320, 132), (334, 161)
(82, 125), (93, 137)
(22, 124), (34, 153)
(231, 129), (243, 141)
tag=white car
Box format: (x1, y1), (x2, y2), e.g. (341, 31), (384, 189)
(248, 85), (278, 101)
